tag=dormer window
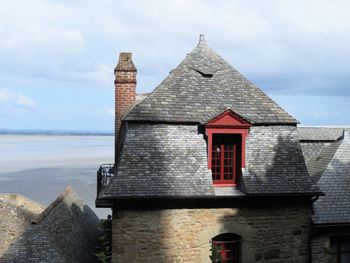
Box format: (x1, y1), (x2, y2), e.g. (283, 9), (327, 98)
(211, 134), (242, 185)
(205, 110), (251, 186)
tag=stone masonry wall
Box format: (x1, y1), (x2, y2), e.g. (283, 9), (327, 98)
(311, 234), (334, 263)
(112, 203), (312, 263)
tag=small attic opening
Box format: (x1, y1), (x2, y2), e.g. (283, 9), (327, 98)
(191, 68), (213, 78)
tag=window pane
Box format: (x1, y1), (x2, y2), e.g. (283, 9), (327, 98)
(212, 134), (242, 183)
(341, 253), (350, 263)
(212, 234), (241, 263)
(342, 238), (350, 252)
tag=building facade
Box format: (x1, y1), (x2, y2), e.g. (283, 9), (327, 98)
(96, 35), (350, 263)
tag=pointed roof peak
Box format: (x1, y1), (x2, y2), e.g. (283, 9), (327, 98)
(196, 34), (210, 50)
(125, 36), (298, 124)
(199, 34), (206, 45)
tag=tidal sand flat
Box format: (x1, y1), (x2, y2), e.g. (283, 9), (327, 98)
(0, 135), (114, 218)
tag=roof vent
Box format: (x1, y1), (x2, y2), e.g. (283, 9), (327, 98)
(343, 130), (349, 141)
(191, 68), (213, 78)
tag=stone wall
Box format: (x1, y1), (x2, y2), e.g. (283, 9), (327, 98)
(112, 203), (312, 263)
(311, 234), (335, 263)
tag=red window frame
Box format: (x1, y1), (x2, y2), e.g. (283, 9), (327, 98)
(206, 110), (251, 186)
(211, 135), (241, 185)
(212, 233), (241, 263)
(212, 240), (240, 263)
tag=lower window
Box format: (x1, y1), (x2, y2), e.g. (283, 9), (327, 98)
(211, 233), (241, 263)
(330, 236), (350, 263)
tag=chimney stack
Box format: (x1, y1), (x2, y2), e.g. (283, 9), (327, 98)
(114, 52), (137, 163)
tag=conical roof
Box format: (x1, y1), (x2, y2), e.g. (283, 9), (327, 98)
(125, 35), (297, 124)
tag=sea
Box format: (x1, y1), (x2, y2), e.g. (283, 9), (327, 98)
(0, 129), (114, 218)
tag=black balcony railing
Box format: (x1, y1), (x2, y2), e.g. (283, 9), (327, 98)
(97, 164), (114, 196)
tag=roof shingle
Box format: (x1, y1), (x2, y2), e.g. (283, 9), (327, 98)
(313, 131), (350, 224)
(100, 125), (319, 198)
(125, 36), (297, 124)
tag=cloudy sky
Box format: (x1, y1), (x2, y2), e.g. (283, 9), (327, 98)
(0, 0), (349, 131)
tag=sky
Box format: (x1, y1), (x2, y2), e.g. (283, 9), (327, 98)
(0, 0), (349, 132)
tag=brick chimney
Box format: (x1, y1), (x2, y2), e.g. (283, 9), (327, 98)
(114, 52), (137, 163)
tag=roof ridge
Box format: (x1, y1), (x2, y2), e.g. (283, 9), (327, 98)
(343, 130), (349, 141)
(319, 138), (348, 177)
(32, 185), (74, 224)
(198, 34), (207, 47)
(0, 193), (44, 210)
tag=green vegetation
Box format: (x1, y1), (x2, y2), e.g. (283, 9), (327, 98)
(210, 243), (220, 263)
(94, 218), (112, 263)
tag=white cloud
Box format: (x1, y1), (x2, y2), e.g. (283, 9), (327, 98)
(0, 88), (36, 108)
(105, 108), (114, 117)
(1, 0), (350, 129)
(62, 64), (113, 84)
(1, 0), (350, 93)
(0, 89), (12, 102)
(16, 94), (36, 108)
(0, 1), (85, 53)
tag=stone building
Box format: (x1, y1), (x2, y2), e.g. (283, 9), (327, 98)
(0, 186), (100, 262)
(96, 35), (350, 262)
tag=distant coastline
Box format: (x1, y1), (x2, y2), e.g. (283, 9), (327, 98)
(0, 129), (113, 136)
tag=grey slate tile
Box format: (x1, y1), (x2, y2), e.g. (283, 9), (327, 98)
(313, 131), (350, 224)
(100, 124), (214, 198)
(125, 36), (297, 125)
(100, 125), (319, 198)
(99, 37), (320, 200)
(243, 126), (319, 194)
(298, 127), (350, 141)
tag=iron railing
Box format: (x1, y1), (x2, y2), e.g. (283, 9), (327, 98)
(97, 164), (114, 195)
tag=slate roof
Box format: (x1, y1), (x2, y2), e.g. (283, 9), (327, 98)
(243, 126), (319, 194)
(99, 125), (319, 199)
(298, 127), (350, 141)
(98, 36), (323, 200)
(298, 127), (349, 181)
(125, 35), (297, 124)
(1, 186), (100, 263)
(313, 131), (350, 224)
(0, 225), (64, 263)
(0, 194), (45, 259)
(301, 141), (341, 181)
(100, 124), (214, 198)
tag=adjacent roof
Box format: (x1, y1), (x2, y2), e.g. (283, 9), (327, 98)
(125, 35), (297, 124)
(311, 131), (350, 224)
(0, 194), (45, 258)
(297, 127), (350, 225)
(298, 127), (350, 182)
(1, 186), (100, 263)
(99, 124), (319, 199)
(298, 127), (350, 141)
(301, 141), (342, 181)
